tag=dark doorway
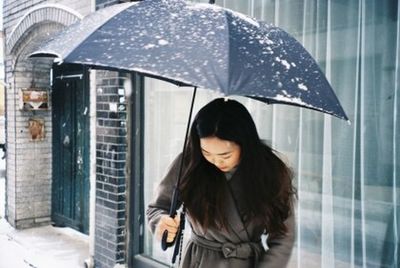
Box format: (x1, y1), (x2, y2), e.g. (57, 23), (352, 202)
(51, 64), (90, 234)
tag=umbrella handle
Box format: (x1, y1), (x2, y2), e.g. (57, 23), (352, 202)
(171, 210), (186, 264)
(161, 186), (180, 251)
(161, 229), (176, 250)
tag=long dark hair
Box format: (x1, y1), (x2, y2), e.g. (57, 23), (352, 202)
(180, 98), (295, 236)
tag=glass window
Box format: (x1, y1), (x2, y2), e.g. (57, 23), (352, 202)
(137, 1), (400, 267)
(143, 79), (222, 264)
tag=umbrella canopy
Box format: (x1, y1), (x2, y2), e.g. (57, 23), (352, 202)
(30, 0), (348, 121)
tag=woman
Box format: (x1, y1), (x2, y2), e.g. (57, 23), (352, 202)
(147, 98), (296, 267)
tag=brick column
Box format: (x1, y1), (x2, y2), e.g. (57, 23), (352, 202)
(94, 70), (128, 268)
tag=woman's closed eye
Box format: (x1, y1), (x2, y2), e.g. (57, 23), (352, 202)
(203, 153), (231, 160)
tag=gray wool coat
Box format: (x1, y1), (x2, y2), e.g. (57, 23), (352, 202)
(147, 156), (295, 268)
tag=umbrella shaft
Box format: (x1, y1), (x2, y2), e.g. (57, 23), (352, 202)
(172, 86), (198, 207)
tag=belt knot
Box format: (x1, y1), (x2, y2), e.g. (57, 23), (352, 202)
(191, 232), (263, 260)
(221, 242), (251, 259)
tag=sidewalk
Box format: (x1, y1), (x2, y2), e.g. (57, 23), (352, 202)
(0, 175), (89, 268)
(0, 218), (89, 268)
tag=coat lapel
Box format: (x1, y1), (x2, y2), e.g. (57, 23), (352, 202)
(224, 172), (251, 242)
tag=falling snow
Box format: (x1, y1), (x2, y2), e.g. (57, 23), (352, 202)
(274, 94), (308, 106)
(280, 59), (291, 70)
(158, 39), (169, 46)
(298, 83), (308, 91)
(144, 44), (156, 49)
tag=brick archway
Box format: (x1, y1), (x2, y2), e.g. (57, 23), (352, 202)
(6, 4), (83, 53)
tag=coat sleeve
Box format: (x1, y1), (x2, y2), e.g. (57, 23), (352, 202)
(146, 154), (183, 233)
(258, 206), (296, 268)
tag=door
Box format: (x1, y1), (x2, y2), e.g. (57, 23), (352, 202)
(52, 64), (90, 234)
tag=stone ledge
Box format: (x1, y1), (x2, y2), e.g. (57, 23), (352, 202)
(13, 216), (51, 229)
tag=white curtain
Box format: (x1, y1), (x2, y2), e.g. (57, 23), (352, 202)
(233, 1), (399, 267)
(143, 0), (400, 267)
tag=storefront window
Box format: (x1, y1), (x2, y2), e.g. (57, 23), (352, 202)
(139, 1), (400, 267)
(143, 79), (222, 264)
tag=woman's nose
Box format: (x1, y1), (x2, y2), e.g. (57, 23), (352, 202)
(214, 158), (223, 166)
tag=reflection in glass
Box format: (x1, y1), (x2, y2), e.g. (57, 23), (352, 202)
(142, 1), (400, 267)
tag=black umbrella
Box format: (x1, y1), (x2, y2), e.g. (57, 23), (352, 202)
(30, 0), (349, 264)
(31, 0), (348, 121)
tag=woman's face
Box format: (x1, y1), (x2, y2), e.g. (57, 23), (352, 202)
(200, 136), (241, 172)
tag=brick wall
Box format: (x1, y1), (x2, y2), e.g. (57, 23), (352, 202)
(5, 24), (59, 228)
(3, 0), (46, 37)
(3, 0), (91, 228)
(94, 70), (128, 268)
(4, 1), (131, 266)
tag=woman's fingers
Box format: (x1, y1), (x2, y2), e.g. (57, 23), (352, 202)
(156, 215), (181, 242)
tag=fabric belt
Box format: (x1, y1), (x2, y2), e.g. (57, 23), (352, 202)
(190, 232), (263, 266)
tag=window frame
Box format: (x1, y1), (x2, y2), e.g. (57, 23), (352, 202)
(127, 73), (170, 267)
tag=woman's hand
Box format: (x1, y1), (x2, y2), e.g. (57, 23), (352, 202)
(156, 214), (180, 243)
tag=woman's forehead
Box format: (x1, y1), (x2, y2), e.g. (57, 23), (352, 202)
(200, 137), (239, 154)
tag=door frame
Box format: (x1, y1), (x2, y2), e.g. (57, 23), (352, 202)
(51, 63), (90, 234)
